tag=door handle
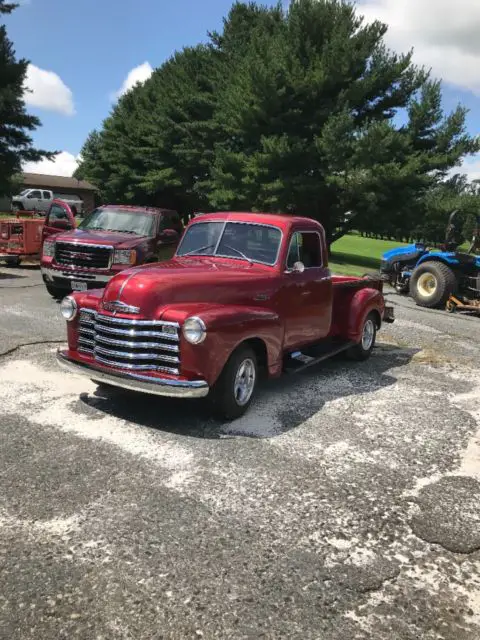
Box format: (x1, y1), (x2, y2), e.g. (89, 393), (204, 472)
(301, 291), (309, 296)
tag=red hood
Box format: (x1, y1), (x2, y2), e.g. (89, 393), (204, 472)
(55, 228), (148, 249)
(100, 257), (277, 317)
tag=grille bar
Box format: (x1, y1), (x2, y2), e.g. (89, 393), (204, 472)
(93, 323), (179, 341)
(77, 309), (181, 374)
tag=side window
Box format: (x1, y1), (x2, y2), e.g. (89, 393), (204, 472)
(287, 232), (322, 269)
(42, 191), (51, 199)
(49, 204), (68, 222)
(159, 214), (169, 231)
(28, 190), (41, 199)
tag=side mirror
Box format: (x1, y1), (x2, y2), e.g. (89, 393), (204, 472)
(158, 228), (180, 244)
(286, 261), (305, 274)
(292, 261), (305, 273)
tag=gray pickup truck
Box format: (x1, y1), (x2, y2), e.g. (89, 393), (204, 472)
(11, 189), (83, 215)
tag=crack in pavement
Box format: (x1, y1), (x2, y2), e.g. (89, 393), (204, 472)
(0, 340), (65, 359)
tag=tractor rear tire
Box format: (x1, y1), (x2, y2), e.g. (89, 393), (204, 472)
(410, 262), (457, 309)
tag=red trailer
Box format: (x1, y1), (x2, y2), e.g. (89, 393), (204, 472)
(0, 211), (44, 266)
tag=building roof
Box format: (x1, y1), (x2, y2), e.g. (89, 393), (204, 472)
(22, 173), (97, 191)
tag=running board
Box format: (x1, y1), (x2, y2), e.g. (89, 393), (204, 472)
(284, 340), (355, 374)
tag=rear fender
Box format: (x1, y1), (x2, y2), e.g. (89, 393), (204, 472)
(416, 254), (459, 267)
(346, 289), (385, 343)
(161, 303), (284, 386)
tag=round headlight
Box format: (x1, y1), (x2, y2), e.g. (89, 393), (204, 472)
(183, 316), (206, 344)
(60, 296), (78, 321)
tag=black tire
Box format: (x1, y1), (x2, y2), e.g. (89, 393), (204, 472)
(410, 262), (457, 309)
(46, 283), (66, 300)
(209, 345), (258, 420)
(12, 201), (23, 211)
(5, 256), (21, 267)
(346, 312), (377, 361)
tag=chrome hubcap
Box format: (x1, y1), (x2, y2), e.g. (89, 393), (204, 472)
(234, 358), (256, 406)
(361, 319), (375, 351)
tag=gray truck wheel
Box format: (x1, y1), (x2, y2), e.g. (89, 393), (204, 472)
(410, 262), (457, 308)
(210, 345), (258, 420)
(346, 312), (377, 361)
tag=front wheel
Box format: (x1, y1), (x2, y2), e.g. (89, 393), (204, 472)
(410, 262), (457, 309)
(346, 312), (377, 361)
(5, 256), (21, 267)
(210, 345), (258, 420)
(45, 283), (66, 300)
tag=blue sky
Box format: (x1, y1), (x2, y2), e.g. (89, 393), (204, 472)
(3, 0), (480, 180)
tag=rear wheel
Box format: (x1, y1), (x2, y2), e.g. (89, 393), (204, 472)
(346, 312), (377, 361)
(210, 345), (258, 420)
(410, 262), (457, 308)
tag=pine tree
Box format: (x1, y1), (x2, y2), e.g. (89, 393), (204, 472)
(0, 0), (54, 196)
(209, 0), (480, 247)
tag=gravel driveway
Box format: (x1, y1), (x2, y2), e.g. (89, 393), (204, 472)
(0, 265), (479, 639)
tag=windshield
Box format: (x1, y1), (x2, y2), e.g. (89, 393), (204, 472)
(176, 221), (282, 265)
(19, 189), (30, 196)
(78, 208), (154, 236)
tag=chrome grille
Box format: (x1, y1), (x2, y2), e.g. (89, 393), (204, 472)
(55, 242), (112, 269)
(77, 309), (180, 374)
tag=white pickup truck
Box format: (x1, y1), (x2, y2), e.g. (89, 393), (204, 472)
(11, 189), (84, 215)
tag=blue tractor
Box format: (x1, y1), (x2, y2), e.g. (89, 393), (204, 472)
(379, 212), (480, 311)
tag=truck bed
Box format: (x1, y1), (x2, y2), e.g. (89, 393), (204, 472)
(330, 274), (384, 339)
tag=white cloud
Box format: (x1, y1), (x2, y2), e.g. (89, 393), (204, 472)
(459, 153), (480, 182)
(358, 0), (480, 95)
(113, 62), (153, 100)
(24, 64), (75, 115)
(23, 151), (80, 177)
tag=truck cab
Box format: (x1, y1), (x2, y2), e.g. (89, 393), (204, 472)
(57, 212), (394, 420)
(41, 205), (182, 298)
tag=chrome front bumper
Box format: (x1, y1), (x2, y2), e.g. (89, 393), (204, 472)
(41, 266), (112, 283)
(56, 350), (210, 399)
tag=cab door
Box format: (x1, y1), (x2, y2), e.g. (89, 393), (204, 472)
(42, 201), (75, 241)
(26, 190), (42, 211)
(281, 230), (332, 350)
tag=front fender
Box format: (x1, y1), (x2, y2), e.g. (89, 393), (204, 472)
(347, 289), (385, 342)
(162, 304), (284, 386)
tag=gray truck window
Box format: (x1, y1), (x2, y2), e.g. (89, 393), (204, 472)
(43, 191), (51, 199)
(28, 190), (41, 198)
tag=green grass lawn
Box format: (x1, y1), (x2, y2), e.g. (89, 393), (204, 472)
(329, 234), (409, 276)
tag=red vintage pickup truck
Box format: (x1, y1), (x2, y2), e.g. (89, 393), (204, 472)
(57, 212), (394, 419)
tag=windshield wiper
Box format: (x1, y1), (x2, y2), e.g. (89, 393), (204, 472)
(222, 244), (253, 264)
(182, 243), (216, 257)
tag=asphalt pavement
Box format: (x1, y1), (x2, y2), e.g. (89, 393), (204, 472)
(0, 265), (479, 639)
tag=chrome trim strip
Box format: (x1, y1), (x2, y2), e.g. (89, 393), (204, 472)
(57, 350), (208, 398)
(94, 345), (179, 363)
(94, 353), (178, 373)
(78, 327), (95, 336)
(95, 334), (179, 352)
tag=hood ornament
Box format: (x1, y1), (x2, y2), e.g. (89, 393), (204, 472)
(102, 300), (140, 315)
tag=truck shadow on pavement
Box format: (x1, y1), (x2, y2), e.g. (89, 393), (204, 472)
(77, 342), (419, 439)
